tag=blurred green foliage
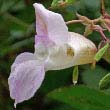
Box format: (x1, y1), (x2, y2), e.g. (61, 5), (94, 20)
(47, 85), (110, 110)
(0, 0), (110, 110)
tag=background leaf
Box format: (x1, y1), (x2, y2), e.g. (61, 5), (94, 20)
(47, 85), (110, 110)
(95, 43), (109, 62)
(80, 65), (109, 89)
(0, 0), (110, 110)
(99, 73), (110, 89)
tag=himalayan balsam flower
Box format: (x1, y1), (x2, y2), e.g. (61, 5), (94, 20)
(8, 3), (97, 107)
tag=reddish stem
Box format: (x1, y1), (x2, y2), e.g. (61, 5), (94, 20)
(99, 30), (107, 41)
(66, 20), (83, 25)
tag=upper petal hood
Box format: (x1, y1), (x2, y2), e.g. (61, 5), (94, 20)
(33, 3), (70, 45)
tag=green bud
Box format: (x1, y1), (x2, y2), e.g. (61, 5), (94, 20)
(94, 43), (109, 62)
(72, 66), (79, 85)
(99, 73), (110, 89)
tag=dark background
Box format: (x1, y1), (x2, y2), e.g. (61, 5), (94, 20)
(0, 0), (110, 110)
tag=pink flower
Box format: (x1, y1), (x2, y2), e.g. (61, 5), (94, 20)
(8, 3), (97, 107)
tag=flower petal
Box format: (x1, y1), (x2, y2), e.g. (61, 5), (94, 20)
(68, 32), (97, 65)
(45, 32), (97, 70)
(8, 60), (45, 107)
(11, 52), (35, 72)
(33, 3), (69, 44)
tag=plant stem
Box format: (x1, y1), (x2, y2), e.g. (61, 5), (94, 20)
(99, 30), (108, 41)
(66, 20), (83, 25)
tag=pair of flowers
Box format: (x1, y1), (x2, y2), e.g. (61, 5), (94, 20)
(8, 3), (97, 107)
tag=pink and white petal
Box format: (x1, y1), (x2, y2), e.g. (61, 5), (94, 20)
(8, 60), (45, 107)
(68, 32), (97, 65)
(33, 3), (70, 44)
(45, 32), (97, 70)
(11, 52), (35, 72)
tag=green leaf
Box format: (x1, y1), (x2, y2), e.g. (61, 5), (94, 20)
(81, 65), (108, 89)
(94, 43), (109, 62)
(51, 0), (63, 7)
(72, 66), (79, 85)
(40, 67), (73, 94)
(51, 0), (75, 8)
(45, 101), (73, 110)
(47, 85), (110, 110)
(0, 0), (19, 13)
(65, 0), (74, 3)
(0, 38), (34, 57)
(99, 73), (110, 89)
(103, 47), (110, 63)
